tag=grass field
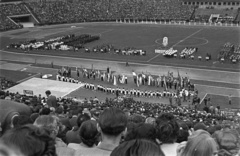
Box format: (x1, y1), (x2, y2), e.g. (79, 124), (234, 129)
(1, 22), (239, 111)
(1, 23), (240, 71)
(0, 69), (36, 82)
(199, 94), (240, 109)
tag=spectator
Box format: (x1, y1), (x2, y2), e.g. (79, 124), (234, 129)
(68, 120), (99, 150)
(0, 99), (31, 135)
(178, 131), (218, 156)
(66, 113), (91, 144)
(212, 130), (239, 156)
(194, 122), (207, 131)
(74, 107), (128, 156)
(110, 139), (165, 156)
(69, 109), (79, 127)
(155, 113), (180, 156)
(33, 115), (75, 156)
(0, 124), (56, 156)
(125, 123), (156, 143)
(45, 90), (57, 108)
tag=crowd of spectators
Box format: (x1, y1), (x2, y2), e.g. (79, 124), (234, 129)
(0, 3), (27, 31)
(0, 77), (17, 90)
(0, 0), (194, 31)
(26, 0), (194, 25)
(0, 82), (240, 156)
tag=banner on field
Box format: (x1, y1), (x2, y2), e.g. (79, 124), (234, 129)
(23, 90), (33, 96)
(162, 37), (168, 47)
(155, 49), (166, 54)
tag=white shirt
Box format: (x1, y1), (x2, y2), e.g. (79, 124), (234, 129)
(161, 143), (179, 156)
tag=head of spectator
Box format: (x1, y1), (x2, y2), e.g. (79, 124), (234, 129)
(0, 100), (31, 135)
(179, 132), (218, 156)
(145, 117), (156, 125)
(155, 113), (179, 144)
(91, 109), (100, 120)
(77, 113), (91, 128)
(33, 115), (59, 139)
(40, 107), (51, 115)
(1, 124), (56, 156)
(110, 139), (165, 156)
(45, 90), (51, 97)
(176, 121), (190, 143)
(212, 130), (239, 156)
(194, 122), (207, 131)
(55, 107), (64, 116)
(97, 107), (128, 148)
(30, 113), (40, 123)
(177, 128), (189, 143)
(125, 123), (156, 143)
(82, 108), (91, 118)
(79, 120), (99, 147)
(129, 114), (145, 124)
(12, 115), (31, 128)
(207, 126), (217, 135)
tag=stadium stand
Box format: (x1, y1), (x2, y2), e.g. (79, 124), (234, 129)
(0, 1), (240, 154)
(0, 3), (28, 31)
(1, 0), (240, 31)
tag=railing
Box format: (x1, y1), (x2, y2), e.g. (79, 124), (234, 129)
(115, 19), (240, 27)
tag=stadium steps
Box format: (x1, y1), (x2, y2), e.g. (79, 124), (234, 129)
(234, 9), (240, 22)
(23, 3), (40, 24)
(190, 7), (196, 20)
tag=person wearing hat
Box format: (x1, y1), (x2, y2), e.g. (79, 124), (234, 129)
(0, 99), (31, 136)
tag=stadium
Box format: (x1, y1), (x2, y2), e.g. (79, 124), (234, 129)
(0, 0), (240, 155)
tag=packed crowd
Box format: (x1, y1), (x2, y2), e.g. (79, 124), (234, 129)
(1, 0), (194, 31)
(0, 3), (27, 31)
(27, 0), (194, 24)
(0, 86), (239, 156)
(0, 77), (17, 90)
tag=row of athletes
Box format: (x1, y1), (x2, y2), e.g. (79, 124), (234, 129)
(55, 75), (193, 98)
(56, 75), (79, 83)
(84, 82), (192, 98)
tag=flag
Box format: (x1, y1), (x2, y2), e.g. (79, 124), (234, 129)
(113, 75), (117, 86)
(148, 75), (151, 86)
(178, 70), (182, 87)
(136, 75), (139, 87)
(120, 75), (125, 84)
(163, 75), (167, 90)
(132, 71), (137, 77)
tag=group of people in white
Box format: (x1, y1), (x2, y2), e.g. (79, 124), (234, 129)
(55, 67), (194, 100)
(115, 48), (147, 56)
(180, 47), (198, 57)
(84, 81), (193, 99)
(162, 47), (178, 56)
(14, 35), (72, 51)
